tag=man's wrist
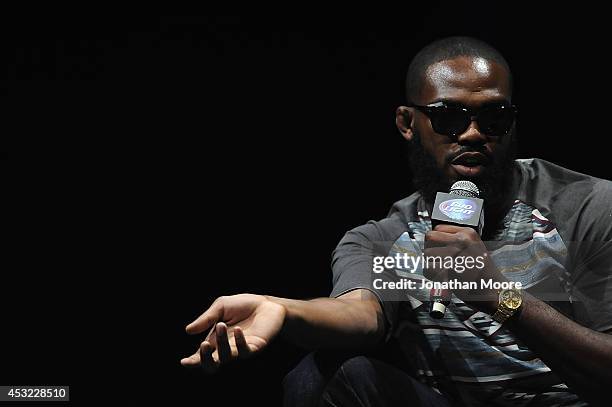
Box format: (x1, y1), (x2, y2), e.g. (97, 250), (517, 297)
(505, 291), (535, 328)
(263, 295), (291, 320)
(264, 295), (310, 339)
(466, 288), (500, 314)
(490, 287), (525, 324)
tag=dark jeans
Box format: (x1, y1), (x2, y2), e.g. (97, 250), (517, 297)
(283, 351), (453, 407)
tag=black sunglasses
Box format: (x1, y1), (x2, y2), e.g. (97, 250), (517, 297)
(407, 102), (517, 138)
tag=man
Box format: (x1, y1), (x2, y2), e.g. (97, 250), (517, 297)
(181, 37), (612, 406)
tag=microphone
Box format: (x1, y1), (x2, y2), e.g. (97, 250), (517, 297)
(428, 180), (484, 318)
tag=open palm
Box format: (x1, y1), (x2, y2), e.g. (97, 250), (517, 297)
(181, 294), (286, 372)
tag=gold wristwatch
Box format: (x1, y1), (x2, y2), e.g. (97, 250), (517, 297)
(491, 288), (523, 324)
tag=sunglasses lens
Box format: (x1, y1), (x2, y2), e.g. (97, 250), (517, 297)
(423, 104), (516, 138)
(478, 106), (516, 136)
(431, 109), (470, 137)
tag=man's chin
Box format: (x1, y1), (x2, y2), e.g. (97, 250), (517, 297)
(406, 130), (517, 210)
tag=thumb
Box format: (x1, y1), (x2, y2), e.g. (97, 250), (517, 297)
(186, 300), (224, 335)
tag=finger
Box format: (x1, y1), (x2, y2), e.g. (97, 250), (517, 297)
(432, 224), (466, 233)
(425, 231), (473, 254)
(432, 225), (481, 243)
(425, 230), (461, 244)
(204, 324), (216, 343)
(423, 245), (462, 261)
(216, 322), (232, 364)
(200, 341), (218, 374)
(186, 299), (224, 335)
(180, 351), (201, 367)
(422, 246), (457, 281)
(234, 326), (251, 358)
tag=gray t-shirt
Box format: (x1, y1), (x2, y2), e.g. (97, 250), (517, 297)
(330, 158), (612, 406)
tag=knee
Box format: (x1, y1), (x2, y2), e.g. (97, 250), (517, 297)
(283, 353), (321, 393)
(283, 353), (375, 407)
(283, 352), (327, 407)
(335, 355), (377, 387)
(327, 355), (384, 402)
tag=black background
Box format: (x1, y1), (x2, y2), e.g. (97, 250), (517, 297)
(2, 8), (610, 405)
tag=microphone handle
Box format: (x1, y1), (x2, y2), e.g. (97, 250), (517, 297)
(429, 287), (451, 319)
(428, 182), (483, 318)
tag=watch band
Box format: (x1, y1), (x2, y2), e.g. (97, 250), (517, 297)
(491, 306), (513, 323)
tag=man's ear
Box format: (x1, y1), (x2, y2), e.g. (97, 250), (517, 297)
(396, 106), (415, 141)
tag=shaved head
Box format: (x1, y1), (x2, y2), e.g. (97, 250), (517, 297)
(406, 36), (512, 104)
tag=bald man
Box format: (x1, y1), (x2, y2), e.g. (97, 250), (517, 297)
(182, 37), (612, 407)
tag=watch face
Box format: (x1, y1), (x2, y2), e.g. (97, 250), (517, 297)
(500, 289), (522, 310)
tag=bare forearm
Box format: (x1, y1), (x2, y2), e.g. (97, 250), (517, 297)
(266, 292), (385, 350)
(508, 292), (612, 404)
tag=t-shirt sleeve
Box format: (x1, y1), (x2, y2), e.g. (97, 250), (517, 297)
(330, 217), (406, 340)
(567, 179), (612, 332)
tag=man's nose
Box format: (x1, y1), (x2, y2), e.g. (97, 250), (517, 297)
(456, 118), (487, 146)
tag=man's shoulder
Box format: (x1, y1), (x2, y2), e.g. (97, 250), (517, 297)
(386, 190), (423, 219)
(515, 158), (611, 239)
(515, 158), (608, 184)
(515, 158), (611, 204)
(337, 192), (423, 247)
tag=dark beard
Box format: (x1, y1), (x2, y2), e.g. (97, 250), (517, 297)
(406, 130), (517, 237)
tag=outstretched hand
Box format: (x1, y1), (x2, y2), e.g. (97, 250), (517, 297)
(181, 294), (286, 373)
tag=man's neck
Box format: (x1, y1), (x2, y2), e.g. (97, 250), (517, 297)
(481, 164), (521, 239)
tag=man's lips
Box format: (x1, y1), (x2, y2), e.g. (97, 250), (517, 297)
(451, 152), (490, 166)
(451, 164), (484, 177)
(450, 152), (490, 177)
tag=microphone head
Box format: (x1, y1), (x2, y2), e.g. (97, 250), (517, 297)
(449, 180), (480, 198)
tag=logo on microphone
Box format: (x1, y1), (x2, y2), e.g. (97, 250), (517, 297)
(439, 199), (477, 221)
